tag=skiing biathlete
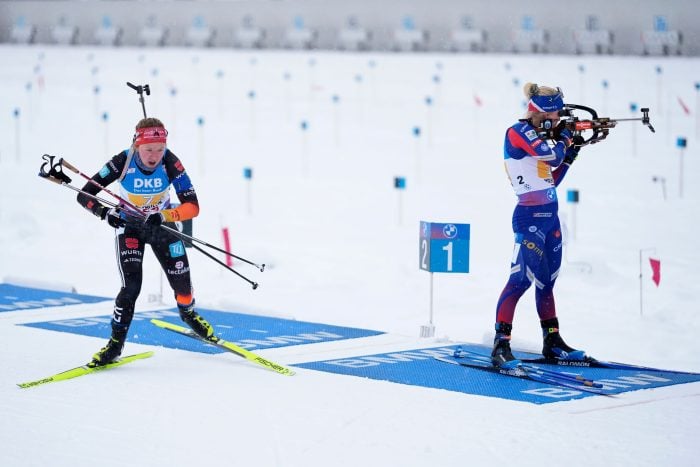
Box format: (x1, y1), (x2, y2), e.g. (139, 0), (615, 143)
(491, 82), (585, 368)
(77, 117), (214, 366)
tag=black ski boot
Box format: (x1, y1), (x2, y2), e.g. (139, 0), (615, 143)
(541, 318), (586, 360)
(90, 328), (127, 367)
(179, 303), (214, 339)
(491, 322), (520, 368)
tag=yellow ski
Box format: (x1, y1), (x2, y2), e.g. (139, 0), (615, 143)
(18, 351), (154, 389)
(150, 319), (295, 376)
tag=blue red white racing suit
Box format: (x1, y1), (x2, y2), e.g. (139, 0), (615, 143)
(495, 120), (575, 325)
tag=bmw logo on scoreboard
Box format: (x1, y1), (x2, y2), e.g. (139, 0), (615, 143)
(419, 222), (470, 273)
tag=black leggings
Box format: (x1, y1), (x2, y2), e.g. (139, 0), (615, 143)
(112, 224), (192, 331)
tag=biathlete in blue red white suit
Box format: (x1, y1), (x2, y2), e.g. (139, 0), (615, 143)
(77, 117), (214, 366)
(491, 83), (586, 368)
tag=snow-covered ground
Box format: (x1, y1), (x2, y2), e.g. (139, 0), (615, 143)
(1, 44), (699, 467)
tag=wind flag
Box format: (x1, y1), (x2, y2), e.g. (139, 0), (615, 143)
(473, 94), (483, 107)
(649, 258), (661, 286)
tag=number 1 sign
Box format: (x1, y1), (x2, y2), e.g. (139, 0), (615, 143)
(419, 221), (470, 273)
(418, 221), (470, 337)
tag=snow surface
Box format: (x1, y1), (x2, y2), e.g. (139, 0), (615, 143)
(1, 44), (699, 467)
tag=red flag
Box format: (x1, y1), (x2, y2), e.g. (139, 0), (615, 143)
(677, 97), (691, 116)
(649, 258), (661, 286)
(473, 94), (483, 107)
(222, 227), (233, 267)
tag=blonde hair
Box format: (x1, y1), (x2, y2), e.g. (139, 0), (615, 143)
(523, 82), (560, 119)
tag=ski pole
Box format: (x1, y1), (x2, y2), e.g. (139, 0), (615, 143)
(39, 165), (260, 287)
(42, 175), (120, 209)
(60, 157), (145, 217)
(41, 154), (265, 271)
(42, 154), (265, 272)
(39, 158), (145, 225)
(159, 224), (265, 272)
(190, 242), (258, 289)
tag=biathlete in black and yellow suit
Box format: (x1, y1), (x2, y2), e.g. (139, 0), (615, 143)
(77, 117), (214, 366)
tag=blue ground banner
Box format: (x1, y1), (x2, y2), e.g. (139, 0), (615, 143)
(22, 308), (384, 353)
(0, 283), (109, 312)
(295, 343), (700, 404)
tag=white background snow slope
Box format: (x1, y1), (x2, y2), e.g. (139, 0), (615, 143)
(1, 45), (699, 467)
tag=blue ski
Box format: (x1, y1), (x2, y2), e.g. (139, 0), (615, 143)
(520, 356), (696, 374)
(437, 348), (606, 394)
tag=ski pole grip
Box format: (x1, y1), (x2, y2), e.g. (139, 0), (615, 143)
(60, 159), (79, 173)
(41, 174), (64, 185)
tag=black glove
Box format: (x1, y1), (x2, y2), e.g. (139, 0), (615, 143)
(551, 120), (568, 140)
(144, 213), (164, 234)
(98, 206), (126, 228)
(563, 136), (585, 165)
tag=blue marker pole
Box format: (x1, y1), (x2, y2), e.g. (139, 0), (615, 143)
(301, 120), (309, 176)
(24, 81), (33, 129)
(93, 84), (101, 117)
(578, 64), (586, 102)
(425, 96), (434, 147)
(243, 167), (253, 215)
(283, 71), (292, 122)
(192, 55), (201, 89)
(655, 65), (663, 114)
(216, 69), (225, 118)
(601, 79), (609, 115)
(102, 111), (109, 155)
(368, 59), (377, 102)
(432, 74), (442, 104)
(630, 102), (638, 157)
(394, 176), (406, 226)
(413, 126), (422, 183)
(677, 137), (687, 198)
(332, 94), (341, 147)
(169, 87), (178, 131)
(197, 116), (205, 174)
(566, 189), (580, 241)
(355, 73), (364, 123)
(90, 65), (99, 90)
(249, 56), (258, 90)
(13, 108), (21, 162)
(151, 68), (160, 113)
(248, 90), (257, 141)
(307, 57), (317, 104)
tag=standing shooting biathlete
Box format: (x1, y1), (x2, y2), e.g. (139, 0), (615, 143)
(491, 82), (586, 368)
(77, 117), (214, 366)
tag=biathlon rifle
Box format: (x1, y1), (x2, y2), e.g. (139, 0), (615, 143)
(539, 104), (655, 147)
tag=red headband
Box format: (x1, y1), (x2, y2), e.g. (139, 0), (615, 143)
(134, 126), (168, 146)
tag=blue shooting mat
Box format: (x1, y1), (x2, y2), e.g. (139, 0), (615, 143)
(21, 307), (385, 353)
(0, 283), (109, 312)
(295, 343), (700, 404)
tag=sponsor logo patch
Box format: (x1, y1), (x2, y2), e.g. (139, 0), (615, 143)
(169, 241), (185, 258)
(125, 237), (139, 249)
